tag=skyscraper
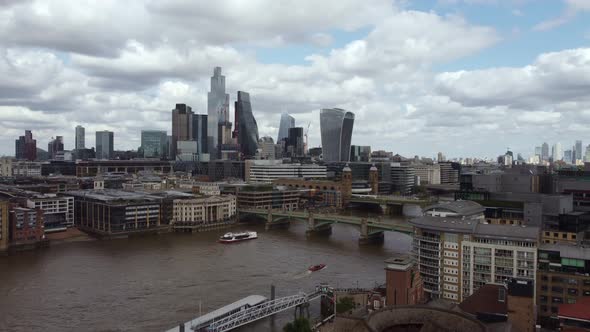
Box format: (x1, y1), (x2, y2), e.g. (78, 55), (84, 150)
(75, 125), (85, 150)
(277, 112), (295, 143)
(575, 140), (582, 162)
(141, 130), (168, 159)
(171, 103), (193, 159)
(552, 142), (562, 162)
(15, 130), (36, 161)
(192, 114), (208, 155)
(207, 67), (229, 160)
(286, 127), (304, 157)
(534, 146), (541, 157)
(95, 131), (114, 159)
(541, 142), (549, 161)
(319, 108), (355, 162)
(48, 136), (64, 159)
(234, 91), (259, 159)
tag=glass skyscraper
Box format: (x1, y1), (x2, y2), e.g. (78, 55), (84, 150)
(192, 114), (208, 155)
(320, 108), (355, 162)
(277, 112), (295, 143)
(75, 125), (85, 150)
(234, 91), (259, 159)
(141, 130), (167, 159)
(96, 130), (114, 160)
(207, 67), (229, 160)
(171, 103), (193, 159)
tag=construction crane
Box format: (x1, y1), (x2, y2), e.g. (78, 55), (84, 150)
(304, 122), (311, 154)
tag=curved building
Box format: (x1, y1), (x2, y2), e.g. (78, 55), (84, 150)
(320, 108), (355, 162)
(234, 91), (259, 159)
(277, 112), (295, 143)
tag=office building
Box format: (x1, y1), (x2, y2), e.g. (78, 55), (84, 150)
(0, 200), (8, 252)
(245, 160), (327, 183)
(141, 130), (168, 159)
(320, 108), (355, 162)
(575, 140), (583, 162)
(192, 114), (208, 155)
(15, 130), (37, 161)
(171, 103), (193, 159)
(176, 140), (198, 162)
(286, 127), (304, 157)
(277, 112), (295, 143)
(564, 150), (573, 164)
(390, 163), (416, 195)
(69, 189), (183, 236)
(350, 145), (371, 162)
(413, 164), (441, 185)
(234, 91), (259, 159)
(258, 137), (275, 160)
(410, 216), (538, 302)
(542, 142), (549, 161)
(535, 146), (542, 158)
(439, 162), (460, 184)
(95, 131), (114, 160)
(172, 195), (236, 226)
(537, 243), (590, 319)
(48, 136), (64, 160)
(27, 193), (74, 232)
(75, 125), (85, 150)
(207, 67), (229, 159)
(235, 186), (300, 210)
(75, 160), (172, 177)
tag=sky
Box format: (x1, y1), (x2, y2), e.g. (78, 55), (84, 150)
(1, 0), (589, 160)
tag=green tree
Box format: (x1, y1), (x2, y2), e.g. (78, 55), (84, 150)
(336, 296), (356, 314)
(283, 318), (312, 332)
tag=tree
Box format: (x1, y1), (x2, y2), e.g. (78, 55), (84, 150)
(336, 296), (356, 314)
(283, 318), (312, 332)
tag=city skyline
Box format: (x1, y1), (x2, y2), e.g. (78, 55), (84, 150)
(1, 1), (590, 158)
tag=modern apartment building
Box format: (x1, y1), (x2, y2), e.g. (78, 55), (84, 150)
(172, 195), (236, 226)
(245, 160), (327, 183)
(26, 193), (74, 232)
(537, 243), (590, 319)
(411, 216), (539, 302)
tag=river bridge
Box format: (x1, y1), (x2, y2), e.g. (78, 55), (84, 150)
(348, 195), (433, 216)
(238, 208), (413, 244)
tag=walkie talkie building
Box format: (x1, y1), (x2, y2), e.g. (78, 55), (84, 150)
(320, 108), (355, 162)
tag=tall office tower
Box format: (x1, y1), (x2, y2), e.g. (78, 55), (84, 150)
(541, 142), (549, 161)
(141, 130), (168, 159)
(277, 112), (295, 143)
(95, 131), (114, 159)
(534, 146), (541, 157)
(192, 114), (208, 155)
(207, 67), (230, 160)
(576, 140), (582, 162)
(286, 127), (304, 157)
(171, 103), (193, 159)
(564, 150), (573, 164)
(234, 91), (259, 159)
(48, 136), (64, 159)
(319, 108), (355, 162)
(15, 130), (37, 161)
(75, 125), (85, 150)
(552, 142), (563, 161)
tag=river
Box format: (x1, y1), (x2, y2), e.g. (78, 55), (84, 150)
(0, 220), (412, 332)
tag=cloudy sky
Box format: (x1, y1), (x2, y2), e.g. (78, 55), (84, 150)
(1, 0), (589, 159)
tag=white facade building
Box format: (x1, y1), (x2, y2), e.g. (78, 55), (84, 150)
(26, 194), (74, 232)
(412, 164), (441, 185)
(173, 195), (236, 225)
(245, 160), (327, 183)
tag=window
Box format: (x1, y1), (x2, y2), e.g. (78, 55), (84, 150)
(552, 286), (564, 293)
(540, 295), (547, 303)
(541, 285), (548, 291)
(552, 297), (563, 304)
(568, 288), (578, 296)
(562, 233), (567, 239)
(545, 232), (550, 236)
(566, 298), (577, 304)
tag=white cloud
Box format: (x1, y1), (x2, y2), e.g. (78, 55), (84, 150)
(533, 0), (590, 31)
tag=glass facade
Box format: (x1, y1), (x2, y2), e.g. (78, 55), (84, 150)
(320, 108), (355, 162)
(171, 103), (193, 158)
(192, 114), (208, 154)
(95, 130), (114, 160)
(235, 91), (259, 158)
(277, 112), (295, 143)
(75, 125), (85, 150)
(141, 130), (167, 159)
(207, 67), (229, 160)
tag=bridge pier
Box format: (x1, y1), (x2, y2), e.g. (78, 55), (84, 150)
(359, 219), (384, 245)
(305, 213), (332, 236)
(265, 209), (292, 230)
(294, 302), (310, 320)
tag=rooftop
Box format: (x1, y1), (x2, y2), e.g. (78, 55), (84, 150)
(458, 284), (508, 318)
(539, 243), (590, 260)
(424, 200), (485, 216)
(410, 216), (540, 241)
(384, 253), (414, 271)
(559, 297), (590, 322)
